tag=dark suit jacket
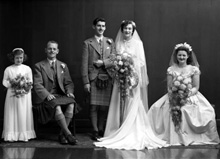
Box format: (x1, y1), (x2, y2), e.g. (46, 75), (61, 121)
(81, 36), (115, 85)
(33, 59), (74, 104)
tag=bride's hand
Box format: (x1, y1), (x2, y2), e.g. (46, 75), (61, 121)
(188, 87), (197, 97)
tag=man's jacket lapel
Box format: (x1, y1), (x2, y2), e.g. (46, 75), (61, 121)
(42, 60), (54, 81)
(90, 37), (101, 55)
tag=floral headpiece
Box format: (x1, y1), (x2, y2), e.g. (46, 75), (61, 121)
(121, 20), (136, 28)
(174, 42), (192, 52)
(12, 48), (24, 53)
(130, 21), (136, 28)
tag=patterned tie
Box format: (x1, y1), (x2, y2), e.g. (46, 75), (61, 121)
(99, 39), (103, 59)
(51, 61), (55, 69)
(51, 61), (56, 74)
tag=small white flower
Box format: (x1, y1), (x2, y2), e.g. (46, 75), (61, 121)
(61, 71), (64, 74)
(61, 63), (65, 69)
(174, 42), (192, 52)
(118, 61), (123, 66)
(120, 69), (125, 73)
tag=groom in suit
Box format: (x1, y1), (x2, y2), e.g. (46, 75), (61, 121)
(81, 17), (115, 140)
(33, 40), (77, 145)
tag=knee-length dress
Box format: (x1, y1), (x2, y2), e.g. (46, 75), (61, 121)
(148, 66), (219, 146)
(2, 64), (36, 141)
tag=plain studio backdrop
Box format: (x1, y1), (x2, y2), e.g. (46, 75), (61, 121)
(0, 0), (220, 131)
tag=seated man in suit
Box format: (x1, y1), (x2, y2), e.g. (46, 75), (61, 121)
(33, 40), (77, 145)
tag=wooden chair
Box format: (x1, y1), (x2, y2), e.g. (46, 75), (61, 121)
(32, 104), (76, 137)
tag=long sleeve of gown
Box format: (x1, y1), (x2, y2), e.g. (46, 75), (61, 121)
(26, 67), (33, 83)
(2, 68), (10, 88)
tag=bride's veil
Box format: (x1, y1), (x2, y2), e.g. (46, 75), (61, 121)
(115, 28), (149, 112)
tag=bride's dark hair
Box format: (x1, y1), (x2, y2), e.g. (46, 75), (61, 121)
(169, 43), (199, 67)
(174, 46), (193, 65)
(120, 20), (136, 35)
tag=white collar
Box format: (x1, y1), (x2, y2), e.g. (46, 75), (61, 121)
(94, 35), (103, 42)
(47, 58), (56, 65)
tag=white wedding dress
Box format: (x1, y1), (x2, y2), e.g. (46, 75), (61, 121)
(2, 64), (36, 141)
(94, 31), (167, 150)
(147, 66), (220, 146)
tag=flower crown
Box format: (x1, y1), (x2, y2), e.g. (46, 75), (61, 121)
(174, 42), (192, 52)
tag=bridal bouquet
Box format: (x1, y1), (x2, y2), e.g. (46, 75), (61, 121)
(9, 74), (33, 98)
(109, 52), (139, 125)
(109, 52), (139, 100)
(169, 75), (192, 130)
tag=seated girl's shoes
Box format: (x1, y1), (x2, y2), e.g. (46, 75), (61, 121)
(66, 134), (78, 145)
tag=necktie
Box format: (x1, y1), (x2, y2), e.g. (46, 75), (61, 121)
(51, 61), (55, 69)
(99, 39), (103, 58)
(51, 61), (56, 74)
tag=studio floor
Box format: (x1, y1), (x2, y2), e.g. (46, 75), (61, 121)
(0, 131), (220, 159)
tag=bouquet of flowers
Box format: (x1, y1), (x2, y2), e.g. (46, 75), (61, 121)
(168, 75), (192, 131)
(109, 52), (139, 99)
(8, 74), (33, 98)
(109, 52), (139, 125)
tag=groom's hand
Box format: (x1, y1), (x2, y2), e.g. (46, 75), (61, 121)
(84, 84), (91, 93)
(93, 60), (104, 67)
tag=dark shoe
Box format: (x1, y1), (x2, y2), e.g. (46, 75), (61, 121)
(66, 134), (78, 145)
(98, 130), (104, 137)
(58, 134), (68, 145)
(91, 131), (100, 141)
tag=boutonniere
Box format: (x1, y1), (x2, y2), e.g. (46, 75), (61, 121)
(61, 63), (65, 69)
(107, 39), (112, 44)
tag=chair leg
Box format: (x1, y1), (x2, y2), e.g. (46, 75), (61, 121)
(70, 106), (76, 136)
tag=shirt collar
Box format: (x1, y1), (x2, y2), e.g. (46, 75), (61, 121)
(47, 58), (56, 65)
(94, 35), (103, 42)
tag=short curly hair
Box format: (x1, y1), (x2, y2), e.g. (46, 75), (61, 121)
(7, 48), (28, 63)
(173, 46), (193, 65)
(120, 20), (136, 35)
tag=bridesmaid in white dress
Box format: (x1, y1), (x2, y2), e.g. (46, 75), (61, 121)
(148, 43), (219, 146)
(2, 48), (36, 142)
(94, 20), (167, 150)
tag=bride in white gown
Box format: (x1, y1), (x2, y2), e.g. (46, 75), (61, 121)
(94, 20), (167, 150)
(147, 43), (220, 146)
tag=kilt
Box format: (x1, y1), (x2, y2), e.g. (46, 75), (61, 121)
(34, 95), (76, 124)
(90, 78), (113, 106)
